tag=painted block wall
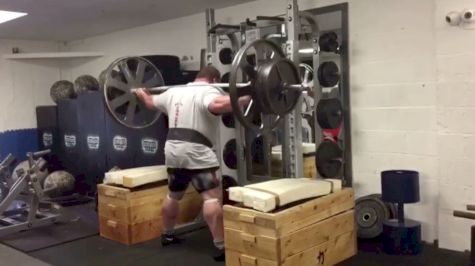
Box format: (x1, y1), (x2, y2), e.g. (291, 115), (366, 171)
(435, 0), (475, 252)
(62, 0), (475, 251)
(0, 39), (61, 158)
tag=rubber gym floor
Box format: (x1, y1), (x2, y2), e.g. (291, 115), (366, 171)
(0, 227), (469, 266)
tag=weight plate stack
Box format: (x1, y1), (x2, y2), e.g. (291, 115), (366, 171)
(364, 193), (398, 220)
(316, 98), (343, 129)
(223, 139), (237, 170)
(315, 140), (343, 178)
(319, 31), (339, 53)
(317, 61), (340, 88)
(355, 194), (390, 239)
(219, 48), (233, 65)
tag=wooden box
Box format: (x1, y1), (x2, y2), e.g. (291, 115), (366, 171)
(223, 188), (356, 266)
(98, 183), (202, 245)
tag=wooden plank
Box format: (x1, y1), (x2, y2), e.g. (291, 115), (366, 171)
(122, 166), (168, 188)
(244, 179), (335, 212)
(277, 199), (354, 237)
(242, 190), (276, 212)
(98, 183), (196, 203)
(226, 250), (277, 266)
(273, 189), (354, 235)
(99, 216), (162, 245)
(230, 179), (342, 213)
(99, 182), (199, 220)
(104, 166), (164, 185)
(224, 206), (278, 237)
(224, 210), (354, 261)
(224, 189), (354, 238)
(130, 219), (164, 244)
(281, 230), (357, 266)
(279, 210), (354, 259)
(97, 184), (132, 201)
(225, 227), (279, 261)
(224, 219), (278, 238)
(225, 231), (356, 266)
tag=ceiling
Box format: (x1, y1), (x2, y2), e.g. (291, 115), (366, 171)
(0, 0), (253, 42)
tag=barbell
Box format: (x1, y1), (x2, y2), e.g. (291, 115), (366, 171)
(102, 39), (309, 133)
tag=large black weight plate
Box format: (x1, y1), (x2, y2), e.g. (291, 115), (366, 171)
(319, 31), (339, 53)
(315, 140), (342, 178)
(317, 61), (340, 88)
(103, 57), (165, 129)
(229, 39), (289, 133)
(356, 195), (390, 239)
(223, 139), (237, 169)
(222, 113), (235, 128)
(219, 48), (233, 65)
(255, 58), (301, 116)
(317, 98), (343, 129)
(364, 193), (398, 219)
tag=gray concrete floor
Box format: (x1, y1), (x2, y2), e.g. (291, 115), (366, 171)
(0, 244), (51, 266)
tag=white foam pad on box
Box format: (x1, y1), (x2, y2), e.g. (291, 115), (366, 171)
(228, 178), (343, 212)
(103, 165), (167, 187)
(242, 189), (276, 211)
(228, 187), (252, 202)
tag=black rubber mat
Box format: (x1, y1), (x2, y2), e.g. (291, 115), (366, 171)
(31, 228), (223, 266)
(29, 228), (470, 266)
(0, 203), (98, 252)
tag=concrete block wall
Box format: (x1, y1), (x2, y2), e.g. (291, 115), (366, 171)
(0, 39), (61, 158)
(61, 0), (475, 251)
(347, 0), (439, 244)
(0, 39), (61, 130)
(435, 0), (475, 251)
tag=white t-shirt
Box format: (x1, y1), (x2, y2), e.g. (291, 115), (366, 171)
(153, 82), (225, 169)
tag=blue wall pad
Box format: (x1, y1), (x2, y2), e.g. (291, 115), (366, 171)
(0, 128), (39, 161)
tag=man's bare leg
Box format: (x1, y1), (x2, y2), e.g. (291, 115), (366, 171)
(201, 187), (225, 260)
(161, 191), (185, 246)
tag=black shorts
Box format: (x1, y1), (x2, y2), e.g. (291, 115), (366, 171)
(167, 167), (220, 193)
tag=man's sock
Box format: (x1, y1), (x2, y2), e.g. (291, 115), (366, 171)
(213, 239), (224, 250)
(213, 239), (225, 261)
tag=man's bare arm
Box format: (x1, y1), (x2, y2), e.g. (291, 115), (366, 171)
(134, 88), (157, 110)
(208, 95), (251, 115)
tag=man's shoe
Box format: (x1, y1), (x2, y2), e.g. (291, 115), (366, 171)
(213, 248), (225, 262)
(161, 234), (183, 246)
